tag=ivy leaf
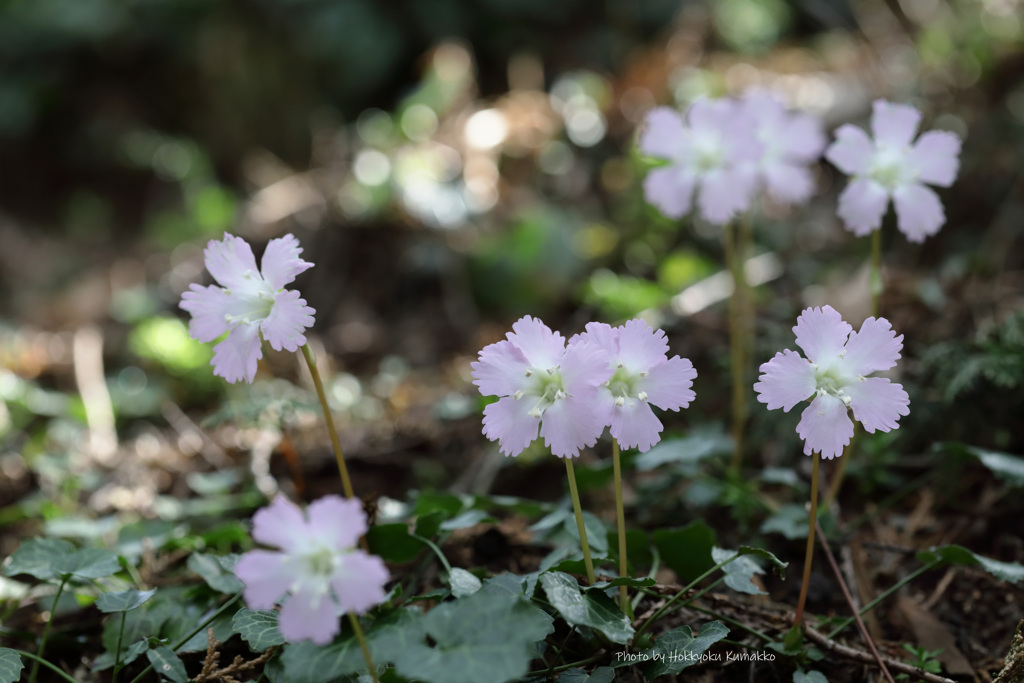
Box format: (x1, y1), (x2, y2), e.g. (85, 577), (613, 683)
(232, 609), (285, 651)
(651, 521), (716, 582)
(793, 670), (829, 683)
(712, 547), (766, 595)
(96, 589), (157, 613)
(55, 548), (122, 580)
(643, 621), (729, 679)
(761, 504), (809, 540)
(557, 666), (615, 683)
(440, 509), (497, 531)
(447, 568), (482, 598)
(917, 545), (1024, 584)
(392, 591), (554, 683)
(0, 649), (24, 683)
(589, 577), (656, 590)
(187, 553), (243, 593)
(146, 646), (188, 683)
(539, 572), (633, 644)
(3, 538), (74, 580)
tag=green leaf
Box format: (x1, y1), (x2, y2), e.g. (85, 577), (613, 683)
(651, 521), (716, 582)
(971, 447), (1024, 486)
(761, 504), (809, 540)
(392, 591), (554, 683)
(367, 524), (424, 564)
(232, 609), (285, 651)
(643, 621), (729, 678)
(440, 509), (497, 531)
(447, 568), (482, 598)
(96, 589), (157, 613)
(712, 547), (766, 595)
(146, 645), (188, 683)
(634, 431), (730, 472)
(916, 545), (1024, 584)
(187, 553), (243, 593)
(793, 670), (829, 683)
(56, 548), (121, 580)
(3, 538), (74, 580)
(737, 546), (788, 579)
(0, 649), (24, 683)
(589, 576), (656, 590)
(539, 572), (633, 644)
(557, 666), (615, 683)
(282, 608), (425, 682)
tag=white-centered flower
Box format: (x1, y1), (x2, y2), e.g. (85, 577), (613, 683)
(741, 91), (825, 206)
(179, 233), (315, 383)
(825, 100), (962, 242)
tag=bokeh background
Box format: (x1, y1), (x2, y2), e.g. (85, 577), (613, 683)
(1, 1), (1024, 674)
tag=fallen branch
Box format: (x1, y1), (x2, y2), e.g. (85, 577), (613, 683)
(804, 626), (957, 683)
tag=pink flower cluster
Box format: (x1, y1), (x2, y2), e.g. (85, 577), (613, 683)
(234, 495), (389, 645)
(471, 316), (697, 457)
(639, 93), (825, 224)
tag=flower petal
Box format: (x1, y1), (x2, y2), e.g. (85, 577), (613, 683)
(825, 124), (874, 176)
(261, 233), (314, 290)
(793, 305), (852, 365)
(640, 356), (697, 411)
(762, 162), (815, 205)
(179, 284), (232, 343)
(845, 378), (909, 433)
(331, 551), (390, 615)
(482, 396), (540, 457)
(610, 400), (664, 453)
(560, 338), (613, 391)
(506, 316), (565, 371)
(571, 322), (619, 358)
(616, 319), (669, 374)
(306, 495), (366, 550)
(204, 233), (261, 291)
(698, 169), (748, 225)
(261, 290), (315, 352)
(753, 349), (816, 412)
(638, 107), (688, 159)
(472, 339), (531, 397)
(278, 586), (339, 645)
(837, 178), (890, 236)
(643, 166), (696, 220)
(870, 100), (921, 150)
(843, 316), (903, 375)
(893, 183), (945, 243)
(539, 387), (608, 458)
(234, 550), (291, 610)
(211, 323), (263, 383)
(779, 111), (826, 161)
(909, 130), (961, 188)
(796, 393), (854, 460)
(251, 496), (307, 551)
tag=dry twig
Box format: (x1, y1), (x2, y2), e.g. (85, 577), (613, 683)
(192, 628), (276, 683)
(804, 626), (957, 683)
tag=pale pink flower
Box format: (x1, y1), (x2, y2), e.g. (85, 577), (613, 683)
(471, 316), (612, 458)
(639, 99), (761, 225)
(233, 495), (389, 645)
(825, 100), (961, 242)
(754, 305), (910, 460)
(571, 320), (697, 453)
(180, 233), (315, 383)
(742, 91), (825, 205)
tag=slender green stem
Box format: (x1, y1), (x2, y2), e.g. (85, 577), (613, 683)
(564, 458), (596, 585)
(409, 532), (453, 574)
(611, 440), (631, 617)
(347, 612), (379, 683)
(112, 611), (127, 683)
(127, 593), (242, 683)
(635, 557), (743, 638)
(827, 561), (940, 639)
(301, 344), (355, 500)
(870, 229), (883, 318)
(13, 649), (80, 683)
(537, 653), (605, 676)
(793, 451), (821, 627)
(725, 221), (748, 474)
(29, 576), (68, 683)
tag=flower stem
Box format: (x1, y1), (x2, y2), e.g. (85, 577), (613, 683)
(29, 575), (67, 683)
(725, 220), (749, 474)
(564, 458), (596, 585)
(112, 611), (127, 683)
(870, 229), (882, 318)
(793, 451), (820, 627)
(611, 440), (631, 618)
(824, 424), (857, 507)
(300, 344), (355, 500)
(13, 650), (79, 683)
(347, 612), (380, 683)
